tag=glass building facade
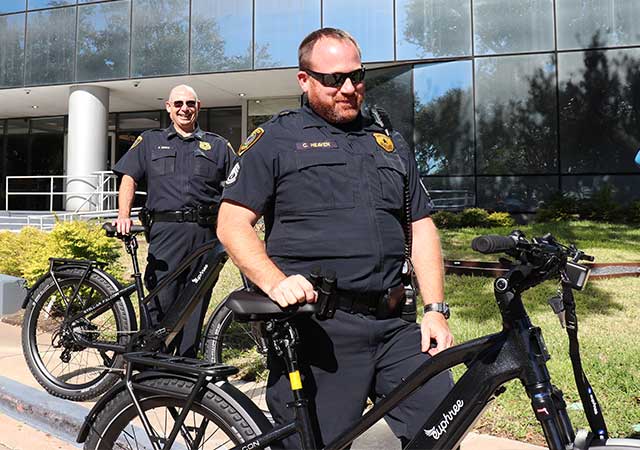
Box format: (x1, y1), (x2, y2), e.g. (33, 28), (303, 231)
(1, 0), (639, 211)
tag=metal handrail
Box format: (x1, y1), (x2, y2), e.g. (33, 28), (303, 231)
(5, 172), (145, 213)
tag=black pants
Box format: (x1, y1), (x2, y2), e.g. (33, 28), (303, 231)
(266, 310), (454, 449)
(144, 221), (218, 357)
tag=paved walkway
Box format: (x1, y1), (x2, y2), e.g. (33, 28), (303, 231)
(0, 320), (545, 449)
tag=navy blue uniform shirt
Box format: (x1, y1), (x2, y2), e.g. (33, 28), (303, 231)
(113, 124), (236, 211)
(222, 105), (433, 292)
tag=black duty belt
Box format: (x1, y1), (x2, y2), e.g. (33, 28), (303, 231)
(150, 209), (216, 225)
(335, 284), (405, 319)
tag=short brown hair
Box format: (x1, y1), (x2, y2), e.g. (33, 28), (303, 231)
(298, 28), (362, 70)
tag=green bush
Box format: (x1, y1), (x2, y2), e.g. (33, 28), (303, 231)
(486, 211), (515, 227)
(0, 221), (123, 285)
(536, 193), (579, 222)
(431, 211), (461, 229)
(458, 208), (490, 228)
(626, 200), (640, 224)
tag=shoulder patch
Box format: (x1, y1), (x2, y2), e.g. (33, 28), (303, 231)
(199, 141), (212, 151)
(130, 135), (143, 150)
(238, 127), (264, 156)
(373, 133), (394, 153)
(224, 161), (241, 187)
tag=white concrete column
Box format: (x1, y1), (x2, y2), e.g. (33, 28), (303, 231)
(65, 86), (109, 212)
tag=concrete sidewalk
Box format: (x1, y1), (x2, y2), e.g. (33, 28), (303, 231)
(0, 320), (545, 449)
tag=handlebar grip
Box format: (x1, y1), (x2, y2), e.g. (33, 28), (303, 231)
(102, 222), (146, 238)
(471, 235), (517, 254)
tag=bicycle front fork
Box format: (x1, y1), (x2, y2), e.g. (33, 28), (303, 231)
(529, 383), (575, 450)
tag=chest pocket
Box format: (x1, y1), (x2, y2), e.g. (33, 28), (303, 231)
(194, 151), (218, 178)
(374, 151), (407, 211)
(150, 148), (176, 176)
(286, 150), (355, 212)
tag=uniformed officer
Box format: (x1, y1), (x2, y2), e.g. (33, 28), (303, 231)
(217, 29), (454, 448)
(113, 84), (235, 357)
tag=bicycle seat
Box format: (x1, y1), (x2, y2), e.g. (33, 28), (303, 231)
(102, 222), (146, 238)
(225, 290), (319, 322)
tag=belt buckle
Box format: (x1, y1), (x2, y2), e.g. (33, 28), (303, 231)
(175, 211), (185, 223)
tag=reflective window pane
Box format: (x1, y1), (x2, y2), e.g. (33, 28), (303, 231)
(77, 0), (130, 81)
(365, 66), (414, 150)
(559, 48), (640, 174)
(477, 175), (558, 212)
(323, 0), (393, 63)
(191, 0), (252, 73)
(28, 0), (75, 9)
(475, 54), (557, 175)
(396, 0), (471, 59)
(131, 0), (188, 77)
(473, 0), (554, 55)
(247, 97), (300, 134)
(0, 1), (26, 14)
(0, 13), (25, 87)
(413, 60), (473, 175)
(208, 107), (242, 152)
(25, 7), (76, 85)
(563, 175), (640, 204)
(557, 0), (640, 50)
(254, 0), (319, 69)
(422, 176), (476, 210)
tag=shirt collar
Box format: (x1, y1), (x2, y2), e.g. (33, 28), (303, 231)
(301, 104), (376, 135)
(165, 123), (204, 140)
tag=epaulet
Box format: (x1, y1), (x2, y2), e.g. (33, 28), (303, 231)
(278, 109), (296, 117)
(202, 130), (224, 140)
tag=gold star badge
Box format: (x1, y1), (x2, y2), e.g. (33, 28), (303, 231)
(373, 133), (394, 152)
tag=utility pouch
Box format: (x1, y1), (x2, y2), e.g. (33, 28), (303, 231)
(400, 259), (418, 323)
(138, 207), (152, 242)
(196, 205), (217, 226)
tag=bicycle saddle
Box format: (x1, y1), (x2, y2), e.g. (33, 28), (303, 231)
(225, 290), (319, 322)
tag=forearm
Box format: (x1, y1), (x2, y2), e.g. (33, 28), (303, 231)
(117, 175), (136, 218)
(217, 203), (287, 294)
(411, 217), (445, 304)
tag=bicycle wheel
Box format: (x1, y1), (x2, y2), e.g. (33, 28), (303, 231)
(202, 302), (269, 412)
(84, 377), (265, 450)
(22, 268), (134, 401)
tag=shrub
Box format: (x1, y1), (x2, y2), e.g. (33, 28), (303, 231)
(536, 193), (579, 223)
(486, 212), (515, 228)
(458, 208), (490, 228)
(432, 211), (460, 229)
(1, 221), (123, 285)
(625, 200), (640, 224)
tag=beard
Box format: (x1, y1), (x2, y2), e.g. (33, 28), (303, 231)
(308, 94), (363, 124)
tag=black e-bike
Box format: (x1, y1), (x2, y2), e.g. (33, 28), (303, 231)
(78, 231), (640, 450)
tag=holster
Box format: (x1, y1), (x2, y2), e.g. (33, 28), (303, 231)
(138, 207), (152, 242)
(375, 284), (406, 320)
(400, 259), (419, 323)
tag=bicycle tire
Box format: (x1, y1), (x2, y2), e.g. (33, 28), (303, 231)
(83, 376), (265, 450)
(22, 268), (134, 401)
(202, 301), (270, 413)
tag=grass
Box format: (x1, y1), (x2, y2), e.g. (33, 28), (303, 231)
(118, 221), (640, 444)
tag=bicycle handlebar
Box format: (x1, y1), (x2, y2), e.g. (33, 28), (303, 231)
(102, 222), (146, 238)
(471, 235), (517, 254)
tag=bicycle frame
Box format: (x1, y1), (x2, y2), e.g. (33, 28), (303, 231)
(57, 238), (228, 354)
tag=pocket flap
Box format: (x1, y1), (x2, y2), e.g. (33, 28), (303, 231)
(374, 152), (406, 175)
(295, 150), (347, 170)
(151, 148), (177, 160)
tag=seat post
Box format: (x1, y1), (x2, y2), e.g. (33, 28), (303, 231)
(267, 320), (318, 450)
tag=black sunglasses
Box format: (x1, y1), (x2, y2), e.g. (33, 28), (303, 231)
(303, 66), (366, 88)
(172, 100), (197, 109)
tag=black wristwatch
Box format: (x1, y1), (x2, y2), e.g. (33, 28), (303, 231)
(423, 302), (450, 320)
